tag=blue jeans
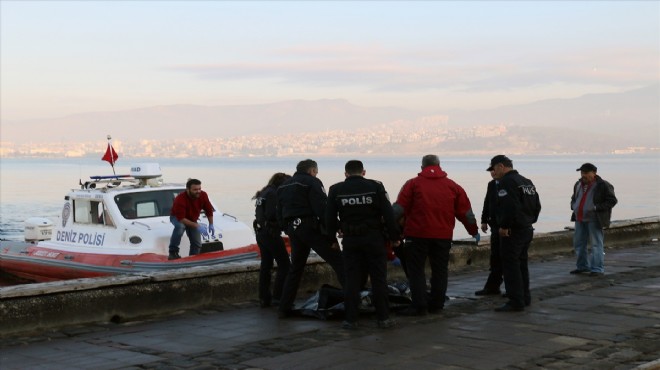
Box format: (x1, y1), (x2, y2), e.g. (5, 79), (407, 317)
(573, 221), (605, 273)
(168, 216), (202, 255)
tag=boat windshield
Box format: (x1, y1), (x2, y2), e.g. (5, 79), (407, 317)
(114, 189), (184, 219)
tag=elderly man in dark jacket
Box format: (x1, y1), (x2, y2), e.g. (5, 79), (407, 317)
(570, 163), (618, 276)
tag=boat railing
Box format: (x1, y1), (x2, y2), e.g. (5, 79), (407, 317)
(129, 221), (152, 230)
(221, 213), (239, 222)
(81, 176), (141, 190)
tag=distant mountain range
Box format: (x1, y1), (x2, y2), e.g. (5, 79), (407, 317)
(445, 84), (659, 147)
(1, 99), (419, 143)
(2, 84), (658, 152)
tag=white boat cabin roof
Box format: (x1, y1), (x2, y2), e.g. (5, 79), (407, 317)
(68, 163), (192, 228)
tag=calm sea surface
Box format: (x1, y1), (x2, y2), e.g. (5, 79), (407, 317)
(1, 154), (659, 285)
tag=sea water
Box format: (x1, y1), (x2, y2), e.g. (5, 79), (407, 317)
(1, 154), (658, 285)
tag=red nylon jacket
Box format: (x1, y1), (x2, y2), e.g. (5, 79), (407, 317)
(396, 165), (478, 239)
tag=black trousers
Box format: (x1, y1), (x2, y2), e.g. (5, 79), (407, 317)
(255, 229), (291, 304)
(342, 232), (389, 323)
(405, 238), (452, 311)
(483, 226), (504, 291)
(499, 227), (533, 308)
(278, 222), (345, 312)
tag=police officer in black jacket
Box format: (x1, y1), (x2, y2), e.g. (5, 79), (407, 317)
(326, 160), (400, 330)
(253, 172), (292, 308)
(488, 155), (541, 312)
(276, 159), (345, 318)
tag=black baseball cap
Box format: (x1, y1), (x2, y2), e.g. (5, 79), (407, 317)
(577, 163), (597, 172)
(486, 155), (512, 171)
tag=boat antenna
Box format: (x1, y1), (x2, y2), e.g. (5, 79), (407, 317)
(101, 134), (119, 176)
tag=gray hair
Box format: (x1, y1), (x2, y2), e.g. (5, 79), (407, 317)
(421, 154), (440, 168)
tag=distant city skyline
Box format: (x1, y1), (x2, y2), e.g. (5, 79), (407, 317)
(1, 1), (658, 125)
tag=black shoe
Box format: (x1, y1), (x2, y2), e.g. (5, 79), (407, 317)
(377, 318), (397, 329)
(168, 252), (181, 260)
(397, 306), (428, 316)
(494, 303), (524, 312)
(570, 269), (589, 274)
(589, 271), (604, 277)
(278, 310), (294, 319)
(475, 288), (501, 296)
(259, 300), (271, 308)
(341, 321), (358, 330)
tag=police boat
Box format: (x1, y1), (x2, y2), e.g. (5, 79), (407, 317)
(0, 163), (259, 282)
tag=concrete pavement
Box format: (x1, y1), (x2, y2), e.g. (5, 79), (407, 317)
(1, 242), (659, 370)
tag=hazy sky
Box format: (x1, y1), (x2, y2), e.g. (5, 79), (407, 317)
(1, 1), (658, 121)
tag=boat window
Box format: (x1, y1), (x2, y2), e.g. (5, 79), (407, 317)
(92, 201), (103, 225)
(81, 200), (116, 227)
(73, 200), (92, 224)
(114, 189), (185, 219)
(116, 195), (137, 219)
(102, 202), (115, 227)
(136, 201), (158, 217)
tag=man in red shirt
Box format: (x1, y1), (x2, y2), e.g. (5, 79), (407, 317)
(168, 178), (215, 260)
(396, 154), (479, 316)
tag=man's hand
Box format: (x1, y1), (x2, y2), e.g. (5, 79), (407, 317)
(198, 224), (209, 238)
(481, 223), (489, 233)
(473, 233), (481, 243)
(208, 224), (215, 237)
(499, 228), (511, 237)
(330, 242), (340, 251)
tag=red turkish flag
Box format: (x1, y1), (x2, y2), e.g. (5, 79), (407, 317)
(102, 143), (118, 165)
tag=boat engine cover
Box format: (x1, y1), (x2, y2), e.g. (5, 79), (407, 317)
(24, 217), (54, 242)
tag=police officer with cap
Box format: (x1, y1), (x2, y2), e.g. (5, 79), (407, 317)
(326, 160), (400, 330)
(488, 154), (541, 312)
(474, 166), (504, 296)
(276, 159), (345, 318)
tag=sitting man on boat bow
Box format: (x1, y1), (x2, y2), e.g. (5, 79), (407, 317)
(168, 178), (215, 260)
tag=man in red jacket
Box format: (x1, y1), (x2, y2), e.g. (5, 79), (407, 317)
(396, 154), (479, 316)
(168, 178), (215, 260)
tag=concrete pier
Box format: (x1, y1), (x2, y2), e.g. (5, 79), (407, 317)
(0, 217), (658, 337)
(0, 217), (659, 369)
